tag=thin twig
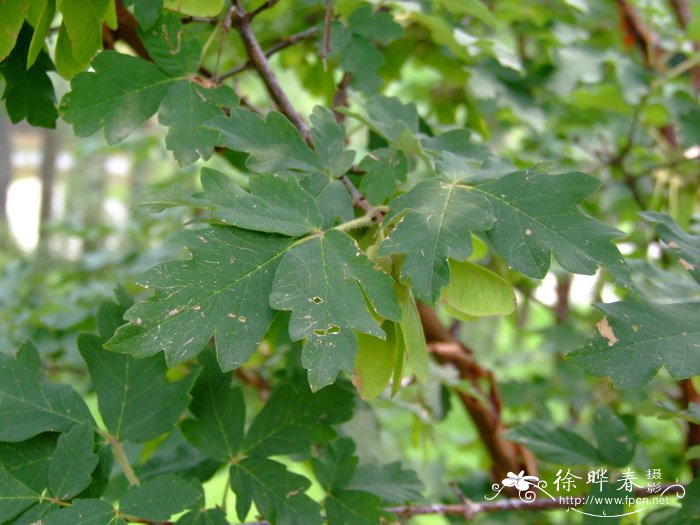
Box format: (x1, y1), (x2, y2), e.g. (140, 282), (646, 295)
(249, 0), (280, 18)
(214, 6), (237, 82)
(220, 27), (320, 80)
(231, 1), (311, 141)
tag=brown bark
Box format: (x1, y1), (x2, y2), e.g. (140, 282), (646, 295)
(419, 304), (537, 482)
(102, 0), (152, 61)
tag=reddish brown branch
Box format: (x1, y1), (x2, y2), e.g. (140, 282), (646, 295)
(419, 305), (537, 483)
(102, 0), (151, 60)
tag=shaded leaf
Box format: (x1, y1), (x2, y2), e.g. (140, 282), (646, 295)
(48, 424), (99, 500)
(42, 499), (123, 525)
(242, 380), (355, 456)
(311, 438), (358, 491)
(123, 0), (163, 29)
(208, 109), (322, 175)
(199, 169), (323, 236)
(140, 13), (200, 76)
(348, 462), (424, 504)
(79, 334), (198, 442)
(231, 457), (322, 525)
(642, 212), (700, 283)
(0, 468), (39, 523)
(180, 351), (245, 461)
(119, 475), (201, 521)
(592, 406), (635, 468)
(325, 490), (384, 525)
(0, 342), (93, 442)
(396, 285), (427, 383)
(310, 106), (355, 176)
(0, 433), (56, 494)
(159, 82), (238, 165)
(357, 149), (407, 205)
(0, 23), (57, 128)
(504, 420), (601, 465)
(176, 508), (230, 525)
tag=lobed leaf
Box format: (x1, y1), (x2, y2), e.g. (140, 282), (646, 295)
(271, 230), (401, 389)
(568, 300), (700, 388)
(379, 179), (495, 304)
(0, 342), (93, 442)
(79, 334), (198, 442)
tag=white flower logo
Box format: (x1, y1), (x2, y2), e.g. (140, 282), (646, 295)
(502, 471), (540, 491)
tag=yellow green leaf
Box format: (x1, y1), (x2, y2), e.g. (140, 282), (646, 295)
(440, 260), (515, 319)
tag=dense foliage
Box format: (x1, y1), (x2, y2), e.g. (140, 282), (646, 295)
(1, 0), (700, 523)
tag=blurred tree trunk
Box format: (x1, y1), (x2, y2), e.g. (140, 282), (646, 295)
(0, 114), (12, 221)
(0, 114), (13, 252)
(38, 128), (58, 249)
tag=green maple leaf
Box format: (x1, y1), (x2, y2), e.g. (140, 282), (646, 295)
(198, 169), (323, 236)
(475, 171), (632, 287)
(312, 438), (419, 523)
(0, 468), (39, 523)
(48, 424), (99, 500)
(347, 463), (424, 504)
(357, 149), (407, 205)
(310, 106), (356, 176)
(139, 13), (201, 76)
(568, 300), (700, 388)
(107, 227), (294, 369)
(230, 457), (322, 525)
(0, 24), (58, 128)
(642, 212), (700, 283)
(0, 434), (57, 492)
(208, 109), (322, 176)
(42, 499), (124, 525)
(242, 381), (355, 457)
(325, 490), (385, 525)
(379, 179), (495, 304)
(180, 351), (245, 462)
(504, 420), (601, 465)
(176, 508), (230, 525)
(79, 334), (198, 442)
(61, 16), (236, 164)
(60, 51), (172, 143)
(0, 342), (93, 442)
(119, 475), (202, 522)
(270, 230), (401, 390)
(159, 82), (238, 166)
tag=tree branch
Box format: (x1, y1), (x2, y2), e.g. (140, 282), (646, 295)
(420, 305), (537, 483)
(220, 27), (320, 80)
(231, 1), (311, 141)
(249, 0), (280, 18)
